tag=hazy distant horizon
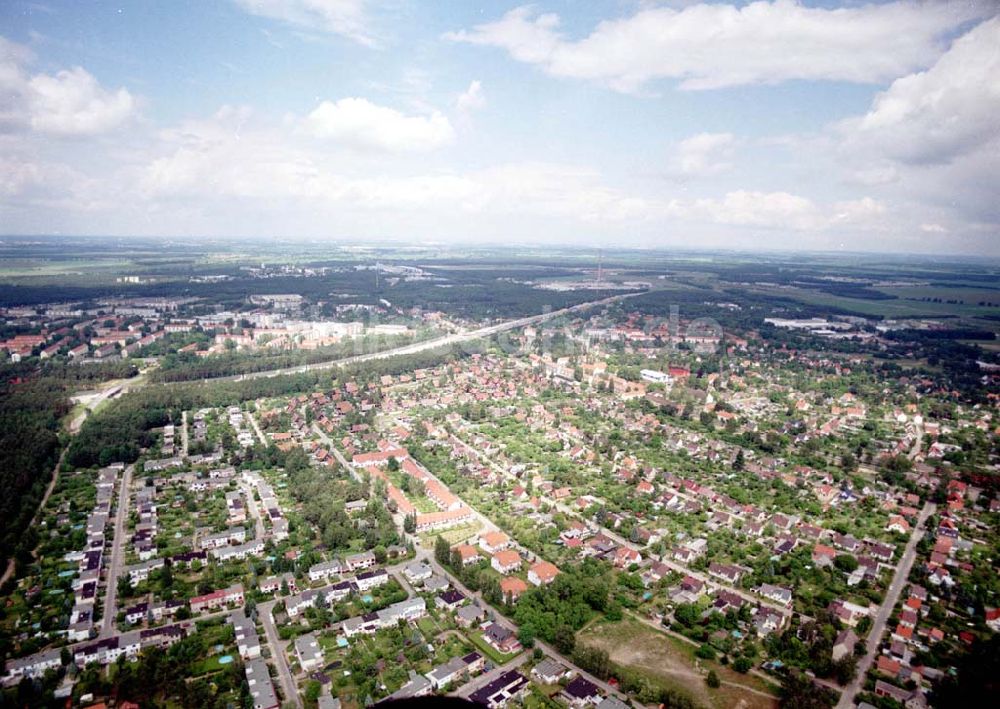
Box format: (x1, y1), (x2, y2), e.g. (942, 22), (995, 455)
(2, 232), (999, 263)
(1, 1), (998, 255)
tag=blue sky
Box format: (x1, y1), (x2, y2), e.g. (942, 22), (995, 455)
(1, 1), (998, 254)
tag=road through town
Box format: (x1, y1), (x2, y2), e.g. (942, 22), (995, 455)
(215, 292), (643, 383)
(835, 501), (936, 709)
(101, 464), (133, 637)
(259, 597), (302, 709)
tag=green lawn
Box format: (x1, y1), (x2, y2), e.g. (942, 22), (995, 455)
(467, 630), (520, 665)
(418, 521), (482, 547)
(191, 653), (230, 676)
(417, 616), (440, 637)
(411, 496), (440, 514)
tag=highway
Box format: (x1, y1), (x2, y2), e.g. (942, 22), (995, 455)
(835, 501), (936, 709)
(69, 376), (140, 430)
(210, 291), (642, 383)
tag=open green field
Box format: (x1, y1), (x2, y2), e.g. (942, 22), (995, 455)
(881, 284), (1000, 304)
(418, 521), (482, 548)
(578, 617), (779, 709)
(748, 284), (1000, 320)
(0, 258), (126, 277)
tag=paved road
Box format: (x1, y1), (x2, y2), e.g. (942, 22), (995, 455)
(2, 379), (130, 588)
(269, 553), (431, 701)
(259, 598), (303, 709)
(391, 569), (416, 597)
(69, 377), (139, 428)
(311, 421), (362, 483)
(241, 481), (267, 540)
(907, 420), (924, 461)
(202, 292), (643, 384)
(181, 410), (189, 457)
(246, 410), (268, 446)
(4, 291), (633, 605)
(405, 450), (508, 543)
(101, 464), (133, 637)
(835, 501), (935, 709)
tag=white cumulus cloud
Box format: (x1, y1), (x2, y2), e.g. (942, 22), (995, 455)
(138, 111), (650, 223)
(445, 1), (985, 92)
(0, 36), (136, 136)
(840, 16), (1000, 165)
(830, 17), (1000, 233)
(27, 67), (135, 136)
(301, 97), (454, 152)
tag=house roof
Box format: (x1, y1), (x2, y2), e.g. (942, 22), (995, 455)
(563, 676), (601, 700)
(492, 549), (521, 567)
(500, 576), (528, 596)
(481, 531), (510, 547)
(529, 561), (560, 583)
(532, 658), (567, 680)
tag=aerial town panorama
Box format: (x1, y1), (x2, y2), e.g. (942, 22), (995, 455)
(1, 1), (998, 709)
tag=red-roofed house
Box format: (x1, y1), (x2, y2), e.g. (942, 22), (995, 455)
(479, 531), (512, 555)
(812, 544), (837, 567)
(500, 576), (528, 602)
(491, 550), (522, 574)
(876, 655), (901, 677)
(454, 544), (482, 566)
(528, 561), (560, 587)
(886, 515), (910, 534)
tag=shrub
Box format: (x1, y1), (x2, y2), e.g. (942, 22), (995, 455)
(696, 643), (716, 660)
